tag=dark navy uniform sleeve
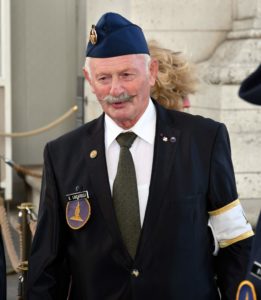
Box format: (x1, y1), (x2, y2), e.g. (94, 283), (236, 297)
(208, 123), (238, 209)
(207, 124), (254, 299)
(27, 144), (70, 300)
(242, 213), (261, 299)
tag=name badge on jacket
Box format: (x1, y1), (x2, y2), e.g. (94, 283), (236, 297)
(66, 191), (91, 230)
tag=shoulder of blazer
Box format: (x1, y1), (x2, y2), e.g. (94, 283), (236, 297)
(47, 114), (104, 148)
(155, 101), (222, 134)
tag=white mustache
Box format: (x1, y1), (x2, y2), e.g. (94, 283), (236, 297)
(101, 93), (135, 104)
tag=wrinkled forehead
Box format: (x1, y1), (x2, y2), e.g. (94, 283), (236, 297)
(86, 54), (150, 74)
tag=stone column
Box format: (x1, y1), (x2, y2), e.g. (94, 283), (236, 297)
(192, 0), (261, 226)
(0, 0), (12, 200)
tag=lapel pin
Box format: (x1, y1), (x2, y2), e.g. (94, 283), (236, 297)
(90, 150), (98, 159)
(170, 137), (176, 143)
(162, 136), (168, 142)
(160, 133), (176, 143)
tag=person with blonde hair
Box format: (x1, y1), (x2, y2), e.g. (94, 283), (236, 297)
(149, 40), (198, 111)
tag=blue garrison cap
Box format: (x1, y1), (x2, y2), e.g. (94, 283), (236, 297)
(239, 64), (261, 105)
(86, 12), (149, 58)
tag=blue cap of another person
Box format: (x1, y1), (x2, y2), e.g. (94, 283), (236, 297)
(86, 12), (150, 58)
(239, 64), (261, 105)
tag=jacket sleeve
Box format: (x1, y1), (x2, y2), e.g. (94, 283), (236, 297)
(207, 123), (254, 300)
(27, 143), (70, 300)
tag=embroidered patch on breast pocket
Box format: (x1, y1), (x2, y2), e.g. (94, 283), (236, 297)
(66, 191), (91, 230)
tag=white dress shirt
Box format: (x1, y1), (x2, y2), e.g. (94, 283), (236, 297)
(105, 99), (156, 226)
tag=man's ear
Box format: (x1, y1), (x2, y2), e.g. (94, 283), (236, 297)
(83, 68), (95, 94)
(149, 58), (158, 87)
(83, 68), (91, 83)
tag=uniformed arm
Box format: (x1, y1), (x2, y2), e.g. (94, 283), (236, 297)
(27, 144), (70, 300)
(207, 124), (254, 300)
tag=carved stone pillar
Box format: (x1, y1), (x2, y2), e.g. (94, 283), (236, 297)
(200, 0), (261, 84)
(0, 0), (12, 200)
(193, 0), (261, 226)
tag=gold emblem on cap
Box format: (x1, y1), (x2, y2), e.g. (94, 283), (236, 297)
(89, 25), (97, 45)
(90, 150), (97, 159)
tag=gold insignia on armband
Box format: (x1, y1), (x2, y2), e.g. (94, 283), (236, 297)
(89, 25), (97, 45)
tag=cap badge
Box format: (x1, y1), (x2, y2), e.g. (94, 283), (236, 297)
(89, 25), (97, 45)
(66, 191), (91, 230)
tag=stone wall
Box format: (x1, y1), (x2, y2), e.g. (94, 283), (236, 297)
(191, 0), (261, 225)
(132, 0), (232, 62)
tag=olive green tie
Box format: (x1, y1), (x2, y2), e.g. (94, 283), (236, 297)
(113, 132), (141, 258)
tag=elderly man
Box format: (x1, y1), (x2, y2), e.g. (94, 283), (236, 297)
(27, 12), (253, 300)
(236, 64), (261, 300)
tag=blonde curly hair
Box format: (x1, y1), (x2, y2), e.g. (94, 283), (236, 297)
(149, 40), (198, 111)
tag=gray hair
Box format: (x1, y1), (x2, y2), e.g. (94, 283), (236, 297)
(84, 54), (151, 79)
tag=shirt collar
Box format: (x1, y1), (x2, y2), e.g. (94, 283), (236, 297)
(105, 99), (156, 150)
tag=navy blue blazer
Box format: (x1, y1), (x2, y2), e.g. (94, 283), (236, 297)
(27, 103), (252, 300)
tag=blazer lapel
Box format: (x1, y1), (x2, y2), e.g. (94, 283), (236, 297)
(137, 105), (180, 257)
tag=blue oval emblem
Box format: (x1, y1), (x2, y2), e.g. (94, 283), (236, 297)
(66, 196), (91, 230)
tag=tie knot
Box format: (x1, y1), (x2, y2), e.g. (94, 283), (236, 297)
(116, 132), (137, 149)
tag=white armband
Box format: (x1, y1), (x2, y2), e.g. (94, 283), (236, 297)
(208, 199), (254, 248)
